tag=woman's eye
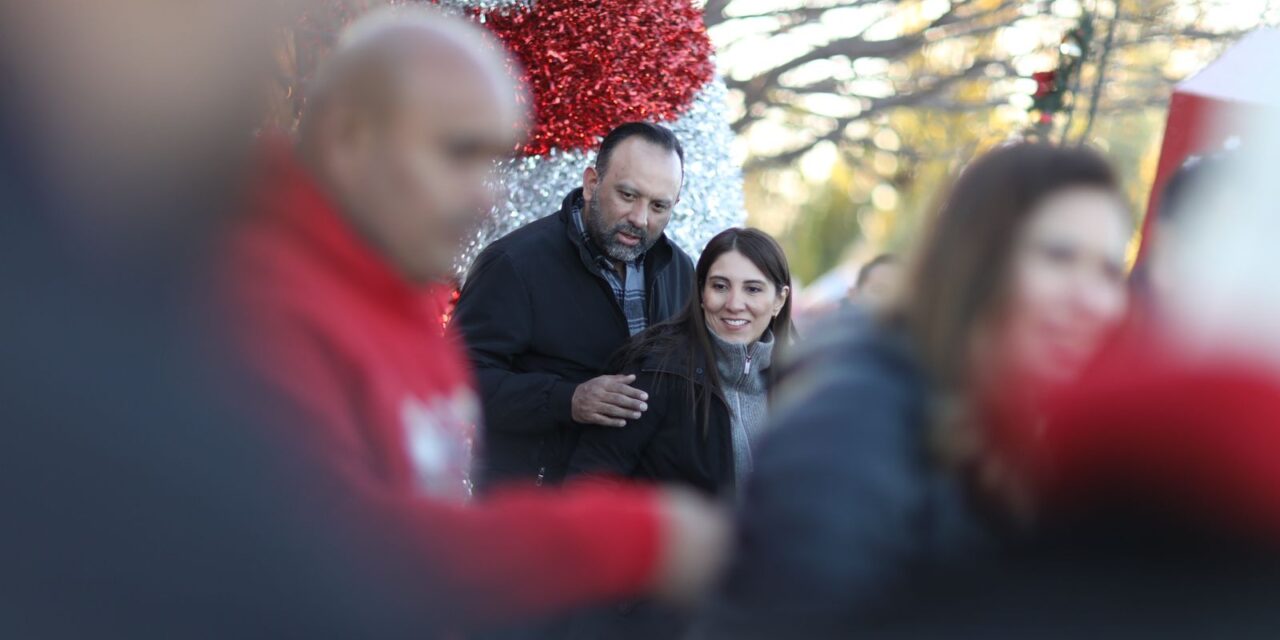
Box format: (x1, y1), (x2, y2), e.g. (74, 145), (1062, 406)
(747, 287), (763, 294)
(1039, 243), (1076, 265)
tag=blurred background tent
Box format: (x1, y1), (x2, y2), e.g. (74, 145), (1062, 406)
(1141, 27), (1280, 251)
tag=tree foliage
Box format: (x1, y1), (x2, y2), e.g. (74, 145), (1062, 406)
(713, 0), (1270, 284)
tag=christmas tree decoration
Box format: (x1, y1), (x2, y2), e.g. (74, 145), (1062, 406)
(272, 0), (746, 281)
(439, 0), (745, 279)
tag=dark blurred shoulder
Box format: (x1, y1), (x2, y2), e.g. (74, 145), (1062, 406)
(774, 306), (919, 394)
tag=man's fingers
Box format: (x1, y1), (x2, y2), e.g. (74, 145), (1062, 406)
(597, 402), (642, 421)
(609, 383), (649, 402)
(588, 413), (627, 428)
(602, 393), (646, 413)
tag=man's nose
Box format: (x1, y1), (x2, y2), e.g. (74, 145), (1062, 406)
(625, 203), (649, 230)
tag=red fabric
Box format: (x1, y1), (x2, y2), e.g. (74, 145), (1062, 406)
(223, 142), (663, 623)
(1018, 329), (1280, 539)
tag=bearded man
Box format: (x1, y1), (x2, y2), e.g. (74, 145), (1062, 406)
(453, 122), (696, 490)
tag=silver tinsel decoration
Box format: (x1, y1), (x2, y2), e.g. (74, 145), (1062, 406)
(454, 78), (746, 280)
(433, 0), (534, 14)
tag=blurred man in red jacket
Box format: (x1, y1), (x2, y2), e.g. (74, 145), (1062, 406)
(225, 7), (728, 630)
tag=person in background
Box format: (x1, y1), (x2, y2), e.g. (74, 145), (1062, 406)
(453, 122), (695, 490)
(846, 253), (901, 311)
(226, 7), (728, 634)
(562, 227), (791, 639)
(694, 143), (1133, 639)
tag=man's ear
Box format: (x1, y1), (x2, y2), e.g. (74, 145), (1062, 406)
(315, 105), (363, 180)
(583, 165), (599, 202)
(322, 103), (375, 169)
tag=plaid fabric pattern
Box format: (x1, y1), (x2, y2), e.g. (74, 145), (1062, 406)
(572, 204), (647, 336)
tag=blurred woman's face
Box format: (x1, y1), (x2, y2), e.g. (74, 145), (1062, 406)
(993, 187), (1131, 389)
(703, 250), (788, 345)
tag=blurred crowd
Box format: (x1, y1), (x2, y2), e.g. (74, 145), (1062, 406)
(4, 2), (1280, 639)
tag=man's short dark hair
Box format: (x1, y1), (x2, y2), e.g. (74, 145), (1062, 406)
(856, 253), (897, 289)
(595, 122), (684, 180)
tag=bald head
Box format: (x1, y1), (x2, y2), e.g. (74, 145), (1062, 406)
(301, 8), (523, 149)
(300, 7), (526, 283)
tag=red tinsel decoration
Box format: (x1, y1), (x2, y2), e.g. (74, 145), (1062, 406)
(475, 0), (715, 156)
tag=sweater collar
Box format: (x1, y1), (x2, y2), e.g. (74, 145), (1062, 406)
(708, 325), (775, 389)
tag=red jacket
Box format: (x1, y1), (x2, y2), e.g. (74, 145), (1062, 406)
(224, 143), (664, 625)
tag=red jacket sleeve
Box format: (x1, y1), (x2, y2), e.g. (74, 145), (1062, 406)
(232, 290), (664, 628)
(363, 481), (664, 626)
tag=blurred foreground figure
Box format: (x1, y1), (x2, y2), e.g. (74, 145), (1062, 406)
(694, 144), (1132, 638)
(1026, 112), (1280, 550)
(0, 0), (478, 637)
(224, 6), (728, 632)
(867, 113), (1280, 638)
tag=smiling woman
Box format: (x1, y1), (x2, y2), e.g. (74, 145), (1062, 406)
(703, 249), (790, 345)
(568, 227), (794, 494)
(563, 226), (793, 638)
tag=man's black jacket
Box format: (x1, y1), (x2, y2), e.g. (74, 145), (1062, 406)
(452, 188), (695, 489)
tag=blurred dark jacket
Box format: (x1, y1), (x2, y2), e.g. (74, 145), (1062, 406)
(0, 133), (443, 637)
(452, 188), (694, 490)
(692, 310), (992, 639)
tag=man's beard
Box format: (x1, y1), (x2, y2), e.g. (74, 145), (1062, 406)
(585, 190), (655, 263)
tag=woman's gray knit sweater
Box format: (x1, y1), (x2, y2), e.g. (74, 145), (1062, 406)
(708, 327), (774, 490)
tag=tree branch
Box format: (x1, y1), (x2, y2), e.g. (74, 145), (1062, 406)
(1077, 0), (1122, 145)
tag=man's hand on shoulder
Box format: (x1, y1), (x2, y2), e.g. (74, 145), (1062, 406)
(572, 374), (648, 427)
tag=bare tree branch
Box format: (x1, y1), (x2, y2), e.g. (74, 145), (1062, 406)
(711, 0), (1242, 172)
(740, 56), (996, 172)
(1077, 0), (1122, 144)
